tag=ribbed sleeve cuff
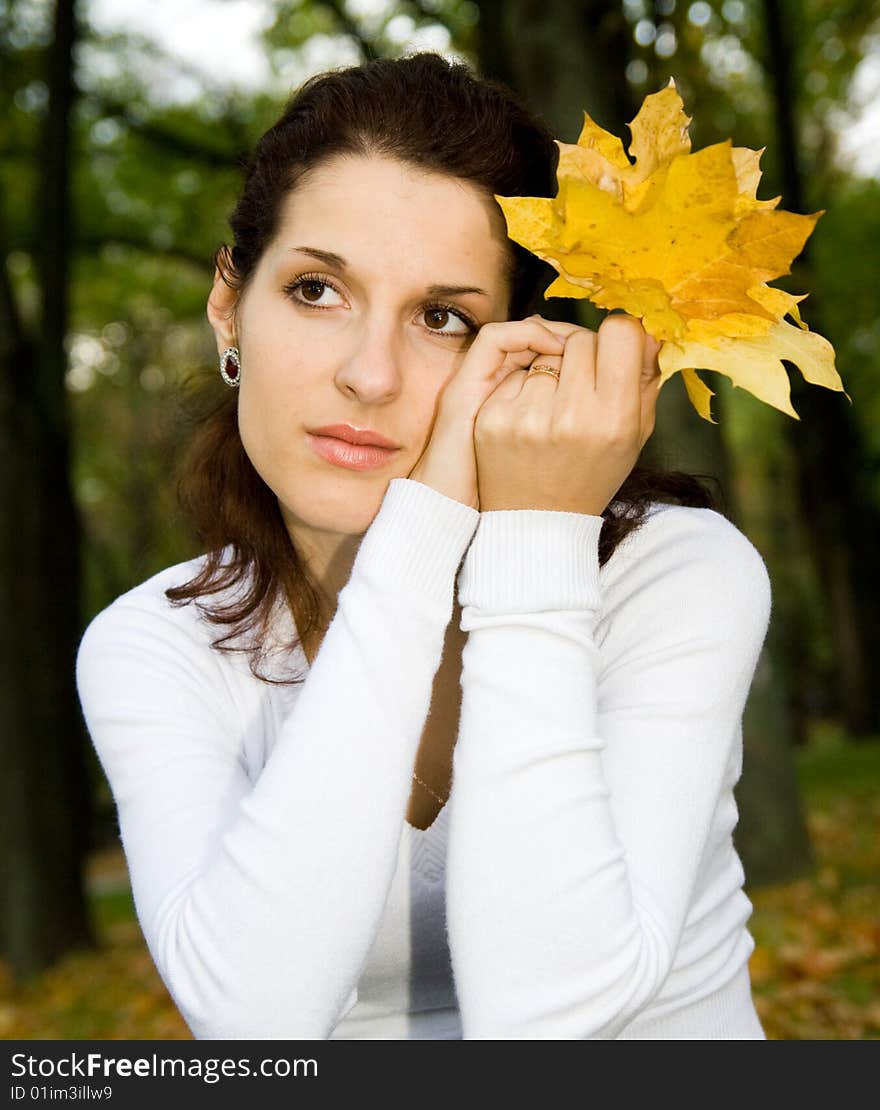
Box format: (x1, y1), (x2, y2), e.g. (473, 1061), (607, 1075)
(353, 478), (480, 605)
(456, 509), (605, 613)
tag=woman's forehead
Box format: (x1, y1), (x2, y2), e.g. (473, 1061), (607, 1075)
(270, 156), (511, 295)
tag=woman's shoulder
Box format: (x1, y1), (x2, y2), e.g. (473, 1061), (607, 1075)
(76, 546), (238, 669)
(600, 500), (772, 631)
(607, 499), (768, 575)
(75, 548), (249, 766)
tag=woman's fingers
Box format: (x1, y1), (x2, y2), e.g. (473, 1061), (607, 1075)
(639, 332), (662, 442)
(541, 315), (659, 452)
(552, 329), (597, 407)
(643, 332), (661, 378)
(529, 314), (587, 340)
(441, 318), (567, 417)
(592, 315), (647, 437)
(472, 312), (662, 515)
(470, 318), (566, 378)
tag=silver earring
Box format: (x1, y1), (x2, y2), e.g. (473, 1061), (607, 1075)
(220, 346), (241, 387)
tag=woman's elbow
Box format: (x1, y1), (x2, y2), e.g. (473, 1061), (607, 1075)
(461, 910), (674, 1039)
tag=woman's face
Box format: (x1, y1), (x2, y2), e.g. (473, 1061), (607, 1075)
(209, 152), (512, 580)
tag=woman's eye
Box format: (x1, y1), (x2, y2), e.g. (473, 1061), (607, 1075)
(286, 276), (343, 308)
(423, 306), (476, 339)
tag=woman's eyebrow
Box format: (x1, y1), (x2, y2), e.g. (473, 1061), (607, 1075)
(288, 244), (491, 299)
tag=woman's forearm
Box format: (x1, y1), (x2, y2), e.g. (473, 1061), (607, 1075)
(77, 478), (479, 1039)
(446, 504), (771, 1039)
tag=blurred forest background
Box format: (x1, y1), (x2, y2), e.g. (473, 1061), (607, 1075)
(1, 0), (878, 1039)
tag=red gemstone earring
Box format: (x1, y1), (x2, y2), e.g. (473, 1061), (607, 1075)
(220, 345), (241, 388)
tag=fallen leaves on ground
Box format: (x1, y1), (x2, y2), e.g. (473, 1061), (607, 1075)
(747, 789), (880, 1039)
(0, 918), (190, 1040)
(0, 850), (190, 1041)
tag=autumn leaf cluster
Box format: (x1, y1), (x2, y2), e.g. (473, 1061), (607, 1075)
(495, 82), (848, 422)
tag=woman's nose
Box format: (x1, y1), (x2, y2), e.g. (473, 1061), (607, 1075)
(334, 322), (405, 403)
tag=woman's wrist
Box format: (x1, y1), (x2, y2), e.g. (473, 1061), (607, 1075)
(457, 508), (604, 614)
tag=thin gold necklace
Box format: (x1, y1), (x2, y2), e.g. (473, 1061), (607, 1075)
(412, 771), (448, 805)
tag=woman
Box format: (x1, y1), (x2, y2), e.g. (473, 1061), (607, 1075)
(76, 52), (771, 1039)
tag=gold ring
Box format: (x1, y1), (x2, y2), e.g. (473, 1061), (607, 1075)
(527, 364), (561, 381)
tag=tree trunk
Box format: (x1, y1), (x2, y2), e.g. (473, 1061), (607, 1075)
(475, 0), (812, 886)
(763, 0), (880, 737)
(0, 0), (93, 980)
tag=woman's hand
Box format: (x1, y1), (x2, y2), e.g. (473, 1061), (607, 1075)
(473, 314), (662, 517)
(407, 317), (569, 509)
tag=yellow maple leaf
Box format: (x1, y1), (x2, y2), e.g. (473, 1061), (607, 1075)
(494, 80), (849, 422)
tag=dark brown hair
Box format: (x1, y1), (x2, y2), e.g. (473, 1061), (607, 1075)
(166, 51), (719, 685)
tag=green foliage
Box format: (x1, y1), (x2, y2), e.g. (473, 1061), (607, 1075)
(797, 723), (880, 800)
(811, 177), (880, 461)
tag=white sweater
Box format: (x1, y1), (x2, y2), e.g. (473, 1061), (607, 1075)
(75, 477), (771, 1040)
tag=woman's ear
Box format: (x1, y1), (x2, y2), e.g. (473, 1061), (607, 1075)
(207, 259), (239, 353)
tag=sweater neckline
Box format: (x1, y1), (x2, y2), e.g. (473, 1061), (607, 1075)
(405, 802), (449, 883)
(405, 799), (450, 837)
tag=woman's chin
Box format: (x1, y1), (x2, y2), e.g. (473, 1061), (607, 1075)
(281, 486), (391, 541)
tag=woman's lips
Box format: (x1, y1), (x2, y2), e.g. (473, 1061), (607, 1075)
(306, 433), (400, 472)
